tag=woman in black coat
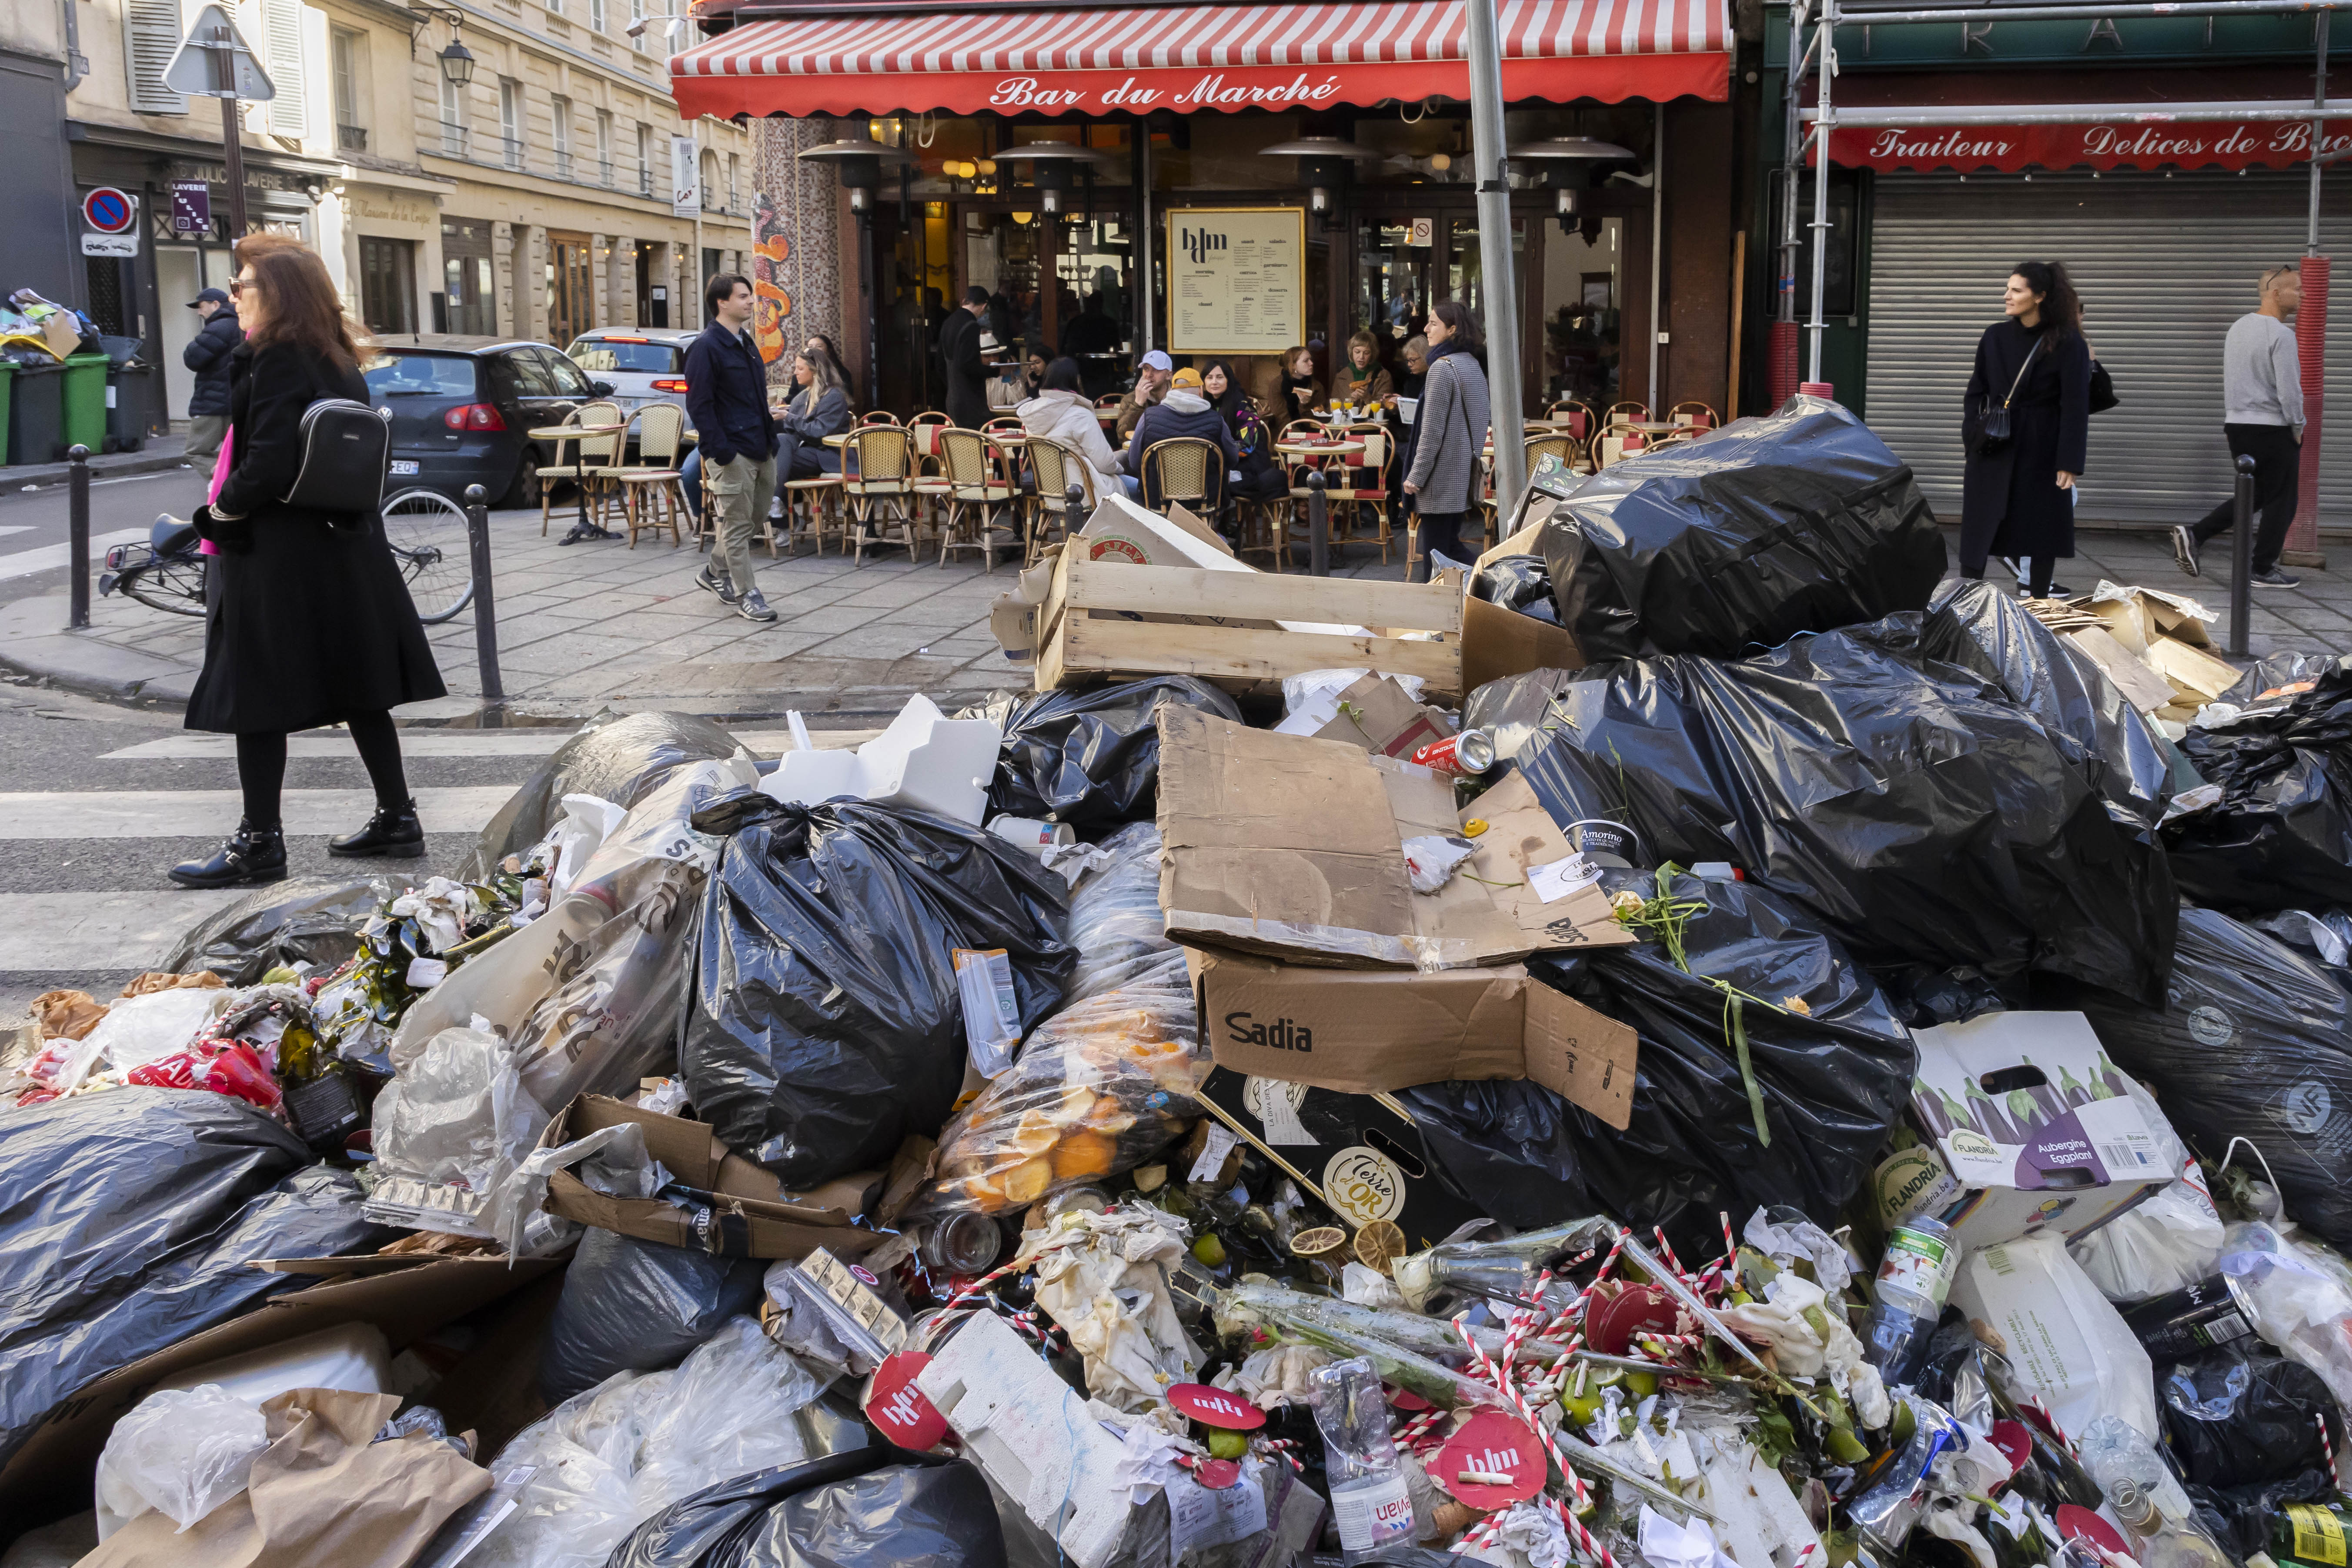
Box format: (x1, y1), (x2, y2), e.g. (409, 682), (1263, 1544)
(1204, 360), (1286, 507)
(173, 235), (446, 889)
(1961, 260), (2091, 598)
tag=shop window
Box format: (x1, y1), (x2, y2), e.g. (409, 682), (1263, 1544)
(1769, 172), (1861, 320)
(1539, 217), (1626, 409)
(442, 219), (496, 335)
(359, 237), (417, 336)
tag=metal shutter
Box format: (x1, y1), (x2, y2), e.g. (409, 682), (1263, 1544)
(1864, 171), (2352, 529)
(264, 0), (306, 137)
(123, 0), (187, 116)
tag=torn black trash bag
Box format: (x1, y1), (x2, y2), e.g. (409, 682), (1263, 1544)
(1920, 578), (2175, 824)
(1538, 396), (1945, 661)
(684, 792), (1075, 1185)
(1470, 614), (2178, 1007)
(2058, 907), (2352, 1253)
(1471, 555), (1560, 625)
(606, 1448), (1005, 1568)
(457, 709), (745, 880)
(967, 676), (1243, 829)
(156, 875), (422, 986)
(538, 1229), (765, 1403)
(2165, 658), (2352, 915)
(1406, 869), (1916, 1254)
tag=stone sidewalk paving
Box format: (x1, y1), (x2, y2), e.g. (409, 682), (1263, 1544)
(0, 504), (2342, 720)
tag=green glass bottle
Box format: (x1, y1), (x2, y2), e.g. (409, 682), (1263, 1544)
(2273, 1500), (2352, 1568)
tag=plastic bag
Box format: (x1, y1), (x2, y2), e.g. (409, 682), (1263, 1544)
(2217, 1221), (2352, 1416)
(1921, 578), (2175, 824)
(603, 1451), (1004, 1568)
(969, 676), (1242, 828)
(1066, 822), (1178, 1004)
(157, 876), (420, 986)
(1537, 396), (1946, 661)
(684, 792), (1075, 1184)
(1421, 868), (1916, 1253)
(364, 1026), (548, 1237)
(2069, 1160), (2228, 1304)
(458, 710), (748, 882)
(2165, 659), (2352, 913)
(1953, 1235), (2162, 1442)
(2061, 909), (2352, 1251)
(905, 952), (1202, 1221)
(1472, 614), (2178, 1007)
(94, 1386), (268, 1536)
(2253, 907), (2352, 973)
(539, 1231), (765, 1403)
(1470, 554), (1559, 624)
(2160, 1344), (2342, 1488)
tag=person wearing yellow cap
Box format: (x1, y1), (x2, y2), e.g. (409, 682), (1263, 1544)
(1125, 363), (1239, 514)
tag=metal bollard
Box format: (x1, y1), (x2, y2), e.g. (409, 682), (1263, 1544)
(1066, 481), (1086, 542)
(464, 484), (504, 703)
(2228, 453), (2256, 659)
(1306, 469), (1329, 578)
(67, 445), (90, 630)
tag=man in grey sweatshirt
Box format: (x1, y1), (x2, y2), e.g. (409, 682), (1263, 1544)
(2175, 264), (2307, 588)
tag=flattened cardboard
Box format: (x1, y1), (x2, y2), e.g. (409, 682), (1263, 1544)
(536, 1095), (887, 1259)
(1457, 770), (1633, 954)
(1463, 520), (1584, 694)
(2063, 626), (2174, 715)
(1309, 673), (1456, 759)
(1194, 949), (1635, 1130)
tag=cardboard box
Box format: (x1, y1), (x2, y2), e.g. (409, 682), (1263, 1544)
(1907, 1012), (2173, 1250)
(1155, 709), (1630, 970)
(536, 1095), (888, 1259)
(0, 1252), (558, 1512)
(1282, 672), (1456, 759)
(1193, 949), (1636, 1130)
(1463, 517), (1584, 695)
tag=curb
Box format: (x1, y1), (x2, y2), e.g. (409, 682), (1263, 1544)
(4, 448), (194, 491)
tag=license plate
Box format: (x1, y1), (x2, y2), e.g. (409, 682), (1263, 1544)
(389, 460), (420, 475)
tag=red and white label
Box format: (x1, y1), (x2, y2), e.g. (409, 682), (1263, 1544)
(865, 1351), (949, 1451)
(1434, 1411), (1547, 1508)
(1168, 1383), (1267, 1431)
(1196, 1458), (1244, 1490)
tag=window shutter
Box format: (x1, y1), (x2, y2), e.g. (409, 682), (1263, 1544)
(264, 0), (305, 136)
(123, 0), (187, 116)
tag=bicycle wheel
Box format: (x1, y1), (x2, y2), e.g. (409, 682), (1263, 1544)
(117, 553), (210, 617)
(381, 488), (475, 624)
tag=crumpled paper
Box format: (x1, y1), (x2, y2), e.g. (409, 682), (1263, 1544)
(1743, 1206), (1854, 1294)
(1721, 1271), (1891, 1428)
(1465, 1501), (1574, 1568)
(1027, 1207), (1203, 1411)
(388, 878), (491, 956)
(1211, 1344), (1333, 1410)
(1637, 1507), (1742, 1568)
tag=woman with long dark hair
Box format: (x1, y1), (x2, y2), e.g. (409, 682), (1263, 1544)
(1402, 300), (1490, 578)
(1203, 359), (1286, 508)
(1960, 260), (2091, 598)
(173, 235), (445, 888)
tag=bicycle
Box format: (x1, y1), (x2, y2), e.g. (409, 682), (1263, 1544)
(100, 487), (478, 624)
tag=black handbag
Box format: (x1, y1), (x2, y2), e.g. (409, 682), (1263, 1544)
(2089, 358), (2119, 414)
(282, 398), (391, 518)
(1975, 337), (2042, 455)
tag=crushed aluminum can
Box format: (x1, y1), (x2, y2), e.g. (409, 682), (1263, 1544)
(1410, 729), (1495, 777)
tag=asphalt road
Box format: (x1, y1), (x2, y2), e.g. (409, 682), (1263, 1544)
(0, 465), (213, 610)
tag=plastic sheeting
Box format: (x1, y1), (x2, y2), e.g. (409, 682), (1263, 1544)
(1470, 614), (2178, 1007)
(539, 1231), (765, 1404)
(1066, 823), (1178, 1005)
(684, 792), (1075, 1185)
(457, 711), (747, 882)
(1408, 868), (1916, 1252)
(1537, 398), (1945, 661)
(2062, 908), (2352, 1251)
(969, 677), (1243, 829)
(1469, 555), (1559, 625)
(2166, 659), (2352, 914)
(603, 1451), (1004, 1568)
(156, 876), (420, 986)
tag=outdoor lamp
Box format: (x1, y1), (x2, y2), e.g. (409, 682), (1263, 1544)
(1507, 137), (1634, 234)
(994, 144), (1108, 218)
(799, 133), (918, 214)
(437, 35), (474, 87)
(1256, 136), (1376, 230)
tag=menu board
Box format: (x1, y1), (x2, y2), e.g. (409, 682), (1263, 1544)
(1166, 207), (1306, 355)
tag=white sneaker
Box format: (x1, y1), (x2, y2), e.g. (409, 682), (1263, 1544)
(2172, 526), (2201, 578)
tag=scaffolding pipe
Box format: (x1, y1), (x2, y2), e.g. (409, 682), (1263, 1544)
(2314, 10), (2332, 251)
(1771, 0), (1812, 405)
(1801, 99), (2352, 124)
(1807, 0), (1838, 386)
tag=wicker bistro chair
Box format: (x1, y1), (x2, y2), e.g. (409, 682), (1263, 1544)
(1604, 400), (1652, 428)
(859, 409), (902, 425)
(1022, 436), (1099, 568)
(780, 459), (847, 555)
(1524, 431), (1583, 482)
(1592, 426), (1652, 471)
(935, 428), (1022, 572)
(598, 402), (691, 548)
(1545, 399), (1597, 444)
(1670, 400), (1720, 431)
(842, 425), (926, 564)
(1140, 438), (1225, 525)
(1320, 427), (1396, 564)
(537, 400), (626, 535)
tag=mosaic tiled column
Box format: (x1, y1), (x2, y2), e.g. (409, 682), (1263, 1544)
(753, 117), (845, 390)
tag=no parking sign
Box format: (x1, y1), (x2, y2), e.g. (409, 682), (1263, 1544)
(80, 187), (139, 258)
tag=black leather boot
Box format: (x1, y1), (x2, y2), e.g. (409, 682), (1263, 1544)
(330, 799), (426, 859)
(169, 820), (287, 889)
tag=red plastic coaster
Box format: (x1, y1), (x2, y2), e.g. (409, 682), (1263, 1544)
(1196, 1458), (1244, 1490)
(2057, 1505), (2131, 1556)
(1988, 1420), (2034, 1480)
(1434, 1410), (1547, 1509)
(1168, 1383), (1267, 1431)
(865, 1351), (949, 1451)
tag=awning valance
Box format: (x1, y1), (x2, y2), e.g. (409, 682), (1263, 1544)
(668, 0), (1730, 121)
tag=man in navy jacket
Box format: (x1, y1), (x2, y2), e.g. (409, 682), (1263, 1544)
(682, 274), (779, 622)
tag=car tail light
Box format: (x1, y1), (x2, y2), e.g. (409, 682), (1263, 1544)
(603, 335), (651, 344)
(649, 378), (688, 393)
(443, 402), (507, 431)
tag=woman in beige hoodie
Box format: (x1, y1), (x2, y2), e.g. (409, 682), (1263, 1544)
(1018, 357), (1139, 498)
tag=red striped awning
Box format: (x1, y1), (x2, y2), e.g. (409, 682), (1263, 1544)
(669, 0), (1730, 121)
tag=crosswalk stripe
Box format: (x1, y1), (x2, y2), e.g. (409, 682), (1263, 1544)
(98, 728), (884, 761)
(0, 526), (31, 539)
(0, 786), (519, 840)
(0, 529), (152, 582)
(0, 890), (249, 972)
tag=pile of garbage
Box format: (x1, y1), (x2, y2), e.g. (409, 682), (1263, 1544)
(8, 396), (2352, 1568)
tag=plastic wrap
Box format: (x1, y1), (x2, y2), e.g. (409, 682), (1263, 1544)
(1066, 823), (1177, 1004)
(2062, 909), (2352, 1251)
(364, 1026), (547, 1237)
(2160, 1344), (2342, 1490)
(1537, 397), (1946, 661)
(905, 952), (1203, 1220)
(603, 1451), (1005, 1568)
(457, 710), (748, 882)
(969, 677), (1243, 828)
(2069, 1163), (2228, 1304)
(156, 876), (420, 986)
(685, 792), (1076, 1185)
(1412, 868), (1915, 1254)
(539, 1231), (765, 1403)
(94, 1386), (268, 1535)
(2166, 658), (2352, 913)
(1921, 578), (2175, 823)
(154, 1323), (391, 1405)
(1472, 614), (2179, 1007)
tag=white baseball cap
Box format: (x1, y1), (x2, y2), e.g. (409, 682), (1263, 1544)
(1139, 349), (1173, 372)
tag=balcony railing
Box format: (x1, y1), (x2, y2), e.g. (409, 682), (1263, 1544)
(437, 121), (468, 157)
(638, 164), (653, 196)
(597, 158), (614, 187)
(500, 135), (525, 171)
(337, 123), (367, 152)
(554, 149), (573, 179)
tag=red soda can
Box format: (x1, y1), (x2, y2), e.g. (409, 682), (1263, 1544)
(1410, 729), (1495, 777)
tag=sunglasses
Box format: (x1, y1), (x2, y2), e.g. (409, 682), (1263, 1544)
(228, 277), (252, 295)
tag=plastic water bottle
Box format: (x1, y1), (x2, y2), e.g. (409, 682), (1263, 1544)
(1862, 1216), (1959, 1386)
(1306, 1356), (1417, 1560)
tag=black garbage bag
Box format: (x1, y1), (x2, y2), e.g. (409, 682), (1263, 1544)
(1470, 614), (2178, 1006)
(685, 792), (1076, 1184)
(2059, 908), (2352, 1251)
(1538, 396), (1945, 661)
(2160, 1344), (2342, 1489)
(1921, 578), (2175, 823)
(969, 676), (1242, 828)
(0, 1090), (385, 1466)
(457, 709), (745, 879)
(606, 1449), (1005, 1568)
(1471, 555), (1560, 624)
(539, 1230), (765, 1402)
(156, 875), (421, 985)
(2252, 907), (2352, 977)
(2224, 650), (2346, 704)
(1406, 869), (1916, 1252)
(2165, 659), (2352, 915)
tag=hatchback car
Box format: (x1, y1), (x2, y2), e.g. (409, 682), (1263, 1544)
(362, 337), (615, 508)
(564, 328), (699, 416)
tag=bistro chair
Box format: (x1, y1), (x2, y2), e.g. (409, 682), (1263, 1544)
(537, 400), (625, 536)
(1545, 400), (1596, 443)
(601, 402), (689, 548)
(1604, 400), (1651, 429)
(1140, 438), (1224, 525)
(936, 428), (1022, 572)
(842, 425), (926, 564)
(1525, 431), (1585, 483)
(1022, 436), (1097, 568)
(1320, 428), (1395, 564)
(982, 415), (1026, 437)
(1592, 426), (1651, 471)
(781, 465), (846, 556)
(1670, 401), (1720, 431)
(859, 410), (902, 425)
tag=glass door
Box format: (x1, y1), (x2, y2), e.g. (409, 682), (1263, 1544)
(1356, 217), (1432, 351)
(547, 231), (592, 348)
(1443, 217), (1524, 330)
(1536, 216), (1625, 411)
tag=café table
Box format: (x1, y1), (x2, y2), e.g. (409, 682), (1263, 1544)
(529, 421), (629, 543)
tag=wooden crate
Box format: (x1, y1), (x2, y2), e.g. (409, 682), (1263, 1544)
(1033, 554), (1463, 699)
